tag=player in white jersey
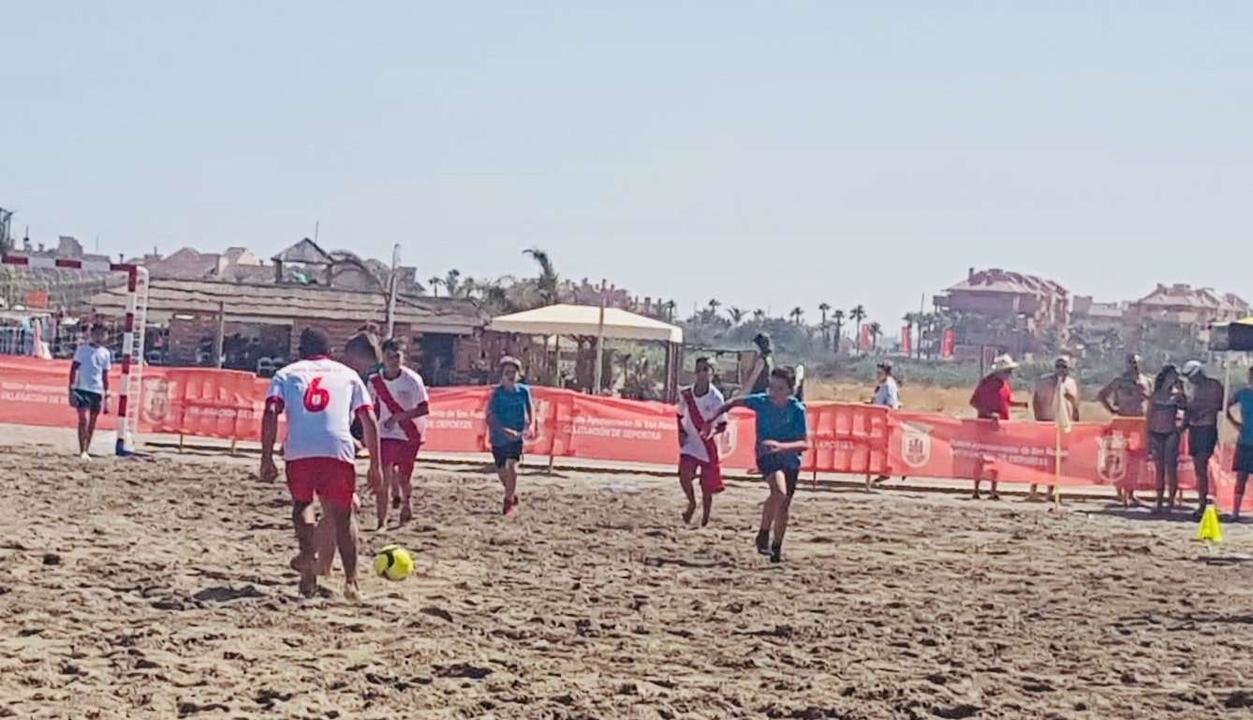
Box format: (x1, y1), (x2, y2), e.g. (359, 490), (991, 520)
(260, 328), (382, 600)
(367, 338), (430, 529)
(676, 357), (728, 526)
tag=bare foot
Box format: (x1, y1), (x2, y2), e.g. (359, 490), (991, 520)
(342, 580), (362, 603)
(1023, 493), (1045, 503)
(399, 505), (413, 525)
(682, 503), (696, 524)
(971, 490), (982, 500)
(298, 573), (319, 598)
(871, 475), (890, 485)
(988, 492), (1002, 502)
(700, 514), (710, 528)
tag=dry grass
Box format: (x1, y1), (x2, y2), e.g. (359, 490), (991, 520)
(805, 379), (1115, 423)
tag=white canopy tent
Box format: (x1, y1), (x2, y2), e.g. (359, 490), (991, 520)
(488, 304), (684, 399)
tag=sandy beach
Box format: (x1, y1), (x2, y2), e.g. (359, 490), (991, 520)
(1, 430), (1252, 719)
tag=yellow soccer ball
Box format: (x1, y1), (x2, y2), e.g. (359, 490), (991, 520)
(373, 544), (414, 581)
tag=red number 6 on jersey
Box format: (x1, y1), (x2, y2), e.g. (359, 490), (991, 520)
(303, 377), (330, 412)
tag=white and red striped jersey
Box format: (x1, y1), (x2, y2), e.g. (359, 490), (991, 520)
(267, 357), (371, 463)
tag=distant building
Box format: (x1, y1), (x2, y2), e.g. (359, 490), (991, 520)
(1126, 284), (1249, 346)
(933, 267), (1070, 359)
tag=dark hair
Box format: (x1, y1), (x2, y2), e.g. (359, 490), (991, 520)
(298, 327), (332, 358)
(1154, 364), (1179, 393)
(752, 333), (773, 354)
(381, 338), (406, 355)
(89, 322), (107, 333)
(876, 361), (893, 375)
(344, 329), (382, 363)
(694, 356), (713, 370)
(769, 365), (796, 390)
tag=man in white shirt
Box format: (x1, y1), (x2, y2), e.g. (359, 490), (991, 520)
(677, 357), (728, 526)
(260, 328), (382, 600)
(367, 338), (430, 529)
(68, 323), (112, 460)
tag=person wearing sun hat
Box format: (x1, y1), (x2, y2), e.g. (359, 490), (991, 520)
(1181, 360), (1224, 518)
(968, 354), (1028, 500)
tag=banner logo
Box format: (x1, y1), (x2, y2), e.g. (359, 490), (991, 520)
(901, 421), (933, 468)
(1096, 432), (1128, 484)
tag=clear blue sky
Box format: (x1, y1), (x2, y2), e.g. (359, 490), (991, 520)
(3, 2), (1250, 328)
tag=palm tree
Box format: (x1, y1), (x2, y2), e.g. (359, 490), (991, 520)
(902, 312), (918, 358)
(868, 321), (883, 352)
(523, 247), (559, 306)
(444, 269), (462, 298)
(752, 308), (766, 322)
(663, 299), (677, 322)
(789, 307), (805, 325)
(849, 304), (867, 356)
(728, 307), (746, 325)
(427, 276), (443, 298)
(818, 302), (831, 348)
(706, 298), (722, 322)
(831, 309), (846, 355)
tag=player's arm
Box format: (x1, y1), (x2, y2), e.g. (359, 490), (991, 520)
(68, 359), (79, 404)
(1097, 380), (1117, 415)
(259, 399), (282, 482)
(1227, 394), (1243, 428)
(101, 365), (110, 413)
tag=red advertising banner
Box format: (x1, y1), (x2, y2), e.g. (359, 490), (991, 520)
(900, 326), (912, 357)
(0, 357), (1246, 511)
(940, 329), (956, 359)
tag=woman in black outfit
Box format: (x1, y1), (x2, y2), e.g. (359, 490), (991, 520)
(1147, 364), (1187, 514)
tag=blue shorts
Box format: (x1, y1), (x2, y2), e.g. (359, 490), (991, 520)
(758, 453), (800, 497)
(71, 389), (103, 413)
(492, 441), (524, 469)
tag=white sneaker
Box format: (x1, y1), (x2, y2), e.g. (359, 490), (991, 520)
(79, 452), (91, 461)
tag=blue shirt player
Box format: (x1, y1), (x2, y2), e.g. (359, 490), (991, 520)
(710, 366), (810, 563)
(1225, 366), (1253, 520)
(487, 356), (534, 516)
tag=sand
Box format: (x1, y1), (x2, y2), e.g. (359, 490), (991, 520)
(1, 435), (1252, 719)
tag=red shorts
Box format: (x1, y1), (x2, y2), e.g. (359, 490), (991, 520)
(380, 438), (420, 474)
(679, 454), (724, 494)
(285, 458), (356, 510)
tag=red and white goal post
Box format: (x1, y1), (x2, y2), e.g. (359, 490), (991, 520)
(1, 253), (150, 455)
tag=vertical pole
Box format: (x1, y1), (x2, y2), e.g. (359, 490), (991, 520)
(592, 278), (607, 394)
(115, 267), (138, 455)
(385, 243), (400, 338)
(214, 301), (226, 368)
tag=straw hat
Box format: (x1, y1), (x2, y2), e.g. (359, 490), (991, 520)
(987, 354), (1019, 375)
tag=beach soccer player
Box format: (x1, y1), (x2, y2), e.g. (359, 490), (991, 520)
(259, 328), (383, 600)
(486, 356), (534, 516)
(968, 354), (1028, 500)
(68, 322), (111, 460)
(368, 338), (430, 529)
(1225, 366), (1253, 521)
(709, 366), (809, 563)
(676, 357), (728, 526)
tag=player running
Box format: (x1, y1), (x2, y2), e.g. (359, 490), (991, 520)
(68, 322), (111, 460)
(368, 338), (430, 529)
(676, 357), (727, 526)
(486, 356), (534, 516)
(260, 328), (382, 600)
(708, 366), (810, 563)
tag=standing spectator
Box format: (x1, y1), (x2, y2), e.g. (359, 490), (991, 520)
(1097, 353), (1153, 506)
(1027, 356), (1080, 502)
(68, 323), (111, 460)
(1180, 360), (1224, 519)
(1224, 367), (1253, 521)
(1147, 364), (1188, 515)
(969, 354), (1028, 500)
(870, 361), (901, 485)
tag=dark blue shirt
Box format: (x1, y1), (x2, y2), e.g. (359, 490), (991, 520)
(488, 383), (532, 447)
(1236, 387), (1253, 446)
(743, 392), (808, 469)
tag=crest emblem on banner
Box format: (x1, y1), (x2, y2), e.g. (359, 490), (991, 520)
(143, 378), (170, 423)
(901, 422), (932, 468)
(1096, 432), (1128, 484)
